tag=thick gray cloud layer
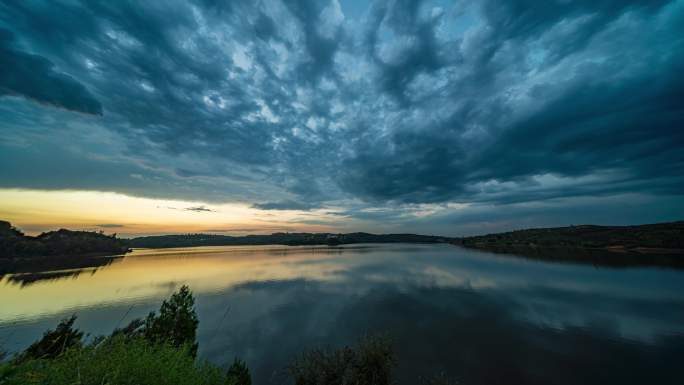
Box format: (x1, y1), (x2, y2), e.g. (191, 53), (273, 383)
(0, 0), (682, 232)
(0, 28), (102, 114)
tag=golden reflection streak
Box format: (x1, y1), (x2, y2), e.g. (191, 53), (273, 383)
(0, 246), (350, 322)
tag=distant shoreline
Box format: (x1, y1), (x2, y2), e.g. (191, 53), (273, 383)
(451, 221), (684, 269)
(3, 220), (683, 273)
(127, 232), (448, 249)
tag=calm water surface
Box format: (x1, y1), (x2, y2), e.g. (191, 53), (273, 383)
(1, 244), (683, 384)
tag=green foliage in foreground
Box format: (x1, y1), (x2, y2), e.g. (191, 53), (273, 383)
(0, 336), (232, 385)
(0, 285), (244, 385)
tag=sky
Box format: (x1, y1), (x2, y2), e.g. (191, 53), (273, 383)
(0, 0), (683, 237)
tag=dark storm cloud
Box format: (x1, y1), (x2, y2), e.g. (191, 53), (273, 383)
(0, 0), (682, 230)
(338, 0), (684, 205)
(363, 0), (445, 103)
(284, 0), (342, 82)
(0, 28), (102, 115)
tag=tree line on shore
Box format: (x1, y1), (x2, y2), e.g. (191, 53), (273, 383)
(1, 219), (448, 259)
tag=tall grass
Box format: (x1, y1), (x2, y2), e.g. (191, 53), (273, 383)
(1, 336), (233, 385)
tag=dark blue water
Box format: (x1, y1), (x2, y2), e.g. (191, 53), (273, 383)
(1, 244), (683, 384)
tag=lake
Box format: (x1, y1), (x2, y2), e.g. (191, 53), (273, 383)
(1, 243), (683, 384)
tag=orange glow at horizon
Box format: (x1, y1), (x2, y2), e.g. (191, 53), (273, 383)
(0, 189), (337, 236)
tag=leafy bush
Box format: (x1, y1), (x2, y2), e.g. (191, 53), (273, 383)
(289, 336), (394, 385)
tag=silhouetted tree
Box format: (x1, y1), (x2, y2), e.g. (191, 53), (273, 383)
(143, 285), (199, 356)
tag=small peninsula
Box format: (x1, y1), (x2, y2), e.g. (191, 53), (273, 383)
(0, 220), (129, 260)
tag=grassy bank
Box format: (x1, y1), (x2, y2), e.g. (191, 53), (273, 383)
(1, 336), (229, 385)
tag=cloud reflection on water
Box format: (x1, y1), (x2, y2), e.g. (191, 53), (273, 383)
(1, 244), (683, 384)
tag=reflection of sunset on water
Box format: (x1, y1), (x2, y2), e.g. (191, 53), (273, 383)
(2, 244), (684, 385)
(0, 245), (356, 322)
